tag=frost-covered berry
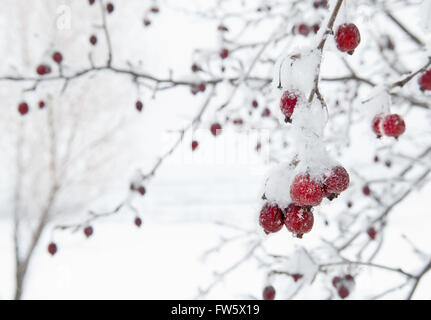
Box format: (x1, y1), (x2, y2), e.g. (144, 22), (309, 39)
(191, 140), (199, 151)
(367, 227), (377, 240)
(382, 114), (405, 138)
(36, 64), (51, 75)
(372, 114), (384, 138)
(335, 23), (361, 55)
(324, 166), (350, 198)
(284, 204), (314, 237)
(18, 102), (29, 115)
(259, 203), (284, 233)
(419, 70), (431, 91)
(263, 285), (276, 300)
(338, 286), (350, 299)
(219, 48), (229, 59)
(210, 123), (222, 137)
(280, 91), (298, 122)
(48, 242), (57, 256)
(290, 174), (324, 207)
(52, 51), (63, 64)
(84, 226), (93, 238)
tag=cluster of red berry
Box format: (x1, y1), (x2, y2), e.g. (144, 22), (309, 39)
(332, 274), (355, 299)
(372, 113), (406, 138)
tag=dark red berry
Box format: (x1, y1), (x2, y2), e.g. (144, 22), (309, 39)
(419, 70), (431, 91)
(198, 83), (206, 92)
(335, 23), (361, 54)
(252, 100), (258, 108)
(367, 227), (377, 240)
(382, 114), (405, 138)
(263, 285), (276, 300)
(298, 24), (310, 36)
(324, 166), (350, 197)
(134, 217), (142, 227)
(312, 24), (320, 33)
(261, 108), (271, 117)
(136, 100), (143, 111)
(48, 242), (57, 256)
(39, 101), (45, 109)
(374, 155), (380, 163)
(191, 140), (199, 151)
(217, 24), (229, 32)
(372, 114), (383, 138)
(18, 102), (29, 115)
(347, 201), (353, 208)
(84, 226), (93, 238)
(144, 19), (151, 26)
(90, 35), (97, 45)
(292, 274), (303, 282)
(385, 160), (392, 168)
(338, 286), (350, 299)
(363, 185), (371, 196)
(150, 6), (159, 13)
(219, 48), (229, 59)
(233, 118), (243, 125)
(36, 64), (51, 75)
(345, 274), (354, 282)
(210, 123), (222, 137)
(280, 91), (298, 121)
(138, 186), (146, 196)
(52, 51), (63, 64)
(191, 63), (200, 72)
(284, 204), (314, 237)
(259, 203), (284, 233)
(290, 174), (324, 207)
(332, 276), (341, 288)
(106, 3), (114, 13)
(89, 0), (95, 5)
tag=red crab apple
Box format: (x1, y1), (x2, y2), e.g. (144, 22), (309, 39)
(136, 100), (143, 112)
(106, 3), (114, 13)
(252, 100), (259, 108)
(18, 102), (29, 115)
(259, 203), (284, 233)
(219, 48), (229, 59)
(372, 114), (384, 138)
(36, 64), (51, 75)
(335, 23), (361, 54)
(284, 204), (314, 238)
(89, 35), (97, 45)
(48, 242), (57, 256)
(290, 174), (324, 207)
(363, 185), (371, 196)
(138, 186), (146, 196)
(382, 114), (405, 138)
(134, 217), (142, 227)
(367, 227), (377, 240)
(323, 166), (350, 199)
(52, 51), (63, 64)
(419, 70), (431, 91)
(280, 91), (298, 122)
(84, 226), (93, 238)
(210, 123), (222, 137)
(191, 140), (199, 151)
(263, 285), (276, 300)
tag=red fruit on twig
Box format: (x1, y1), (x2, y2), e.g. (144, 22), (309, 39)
(367, 227), (377, 240)
(219, 48), (229, 59)
(335, 23), (361, 54)
(263, 285), (276, 300)
(52, 51), (63, 64)
(290, 174), (324, 207)
(419, 70), (431, 91)
(323, 166), (350, 199)
(210, 123), (222, 137)
(280, 91), (298, 122)
(259, 203), (284, 233)
(382, 114), (405, 138)
(191, 140), (199, 151)
(84, 226), (93, 238)
(48, 242), (57, 256)
(18, 102), (29, 115)
(284, 204), (314, 238)
(134, 217), (142, 227)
